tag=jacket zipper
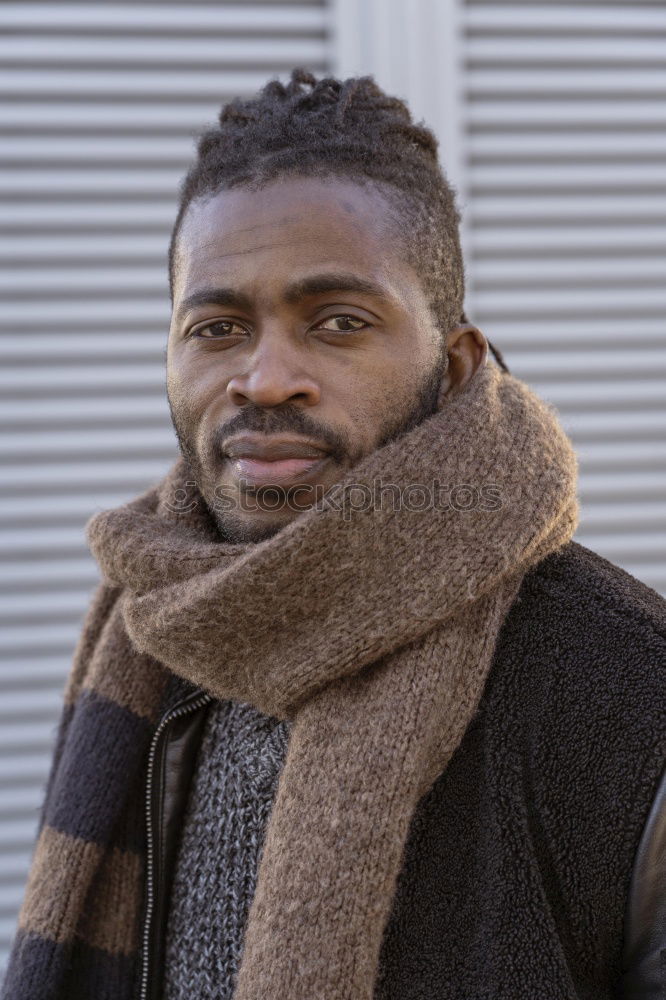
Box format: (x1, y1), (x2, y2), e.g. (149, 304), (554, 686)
(138, 689), (213, 1000)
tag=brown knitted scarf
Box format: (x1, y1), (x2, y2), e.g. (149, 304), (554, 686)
(13, 359), (579, 1000)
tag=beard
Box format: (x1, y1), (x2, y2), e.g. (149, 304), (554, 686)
(169, 344), (448, 542)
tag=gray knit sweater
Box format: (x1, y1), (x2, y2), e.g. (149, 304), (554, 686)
(163, 698), (291, 999)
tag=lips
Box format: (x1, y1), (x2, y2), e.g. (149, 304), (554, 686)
(223, 435), (331, 488)
(229, 455), (328, 487)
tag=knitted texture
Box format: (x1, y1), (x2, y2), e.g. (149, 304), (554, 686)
(164, 699), (291, 1000)
(2, 359), (579, 1000)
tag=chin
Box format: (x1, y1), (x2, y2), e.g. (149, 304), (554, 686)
(212, 505), (303, 545)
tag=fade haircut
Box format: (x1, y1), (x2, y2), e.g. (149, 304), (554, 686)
(168, 66), (509, 372)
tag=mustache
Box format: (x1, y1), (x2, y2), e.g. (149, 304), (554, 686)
(211, 406), (349, 465)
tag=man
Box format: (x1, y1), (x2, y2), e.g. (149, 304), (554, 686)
(3, 68), (664, 1000)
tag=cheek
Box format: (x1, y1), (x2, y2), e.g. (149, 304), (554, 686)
(167, 348), (219, 423)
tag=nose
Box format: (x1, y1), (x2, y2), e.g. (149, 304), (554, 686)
(226, 336), (321, 409)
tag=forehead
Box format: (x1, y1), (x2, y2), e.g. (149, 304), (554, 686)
(173, 176), (409, 300)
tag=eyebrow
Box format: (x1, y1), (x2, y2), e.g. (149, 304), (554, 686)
(176, 271), (396, 324)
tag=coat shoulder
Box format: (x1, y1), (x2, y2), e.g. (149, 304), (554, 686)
(490, 540), (666, 906)
(516, 538), (666, 648)
(493, 538), (665, 743)
(497, 540), (666, 694)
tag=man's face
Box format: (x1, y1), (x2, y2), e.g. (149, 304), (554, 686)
(167, 175), (463, 543)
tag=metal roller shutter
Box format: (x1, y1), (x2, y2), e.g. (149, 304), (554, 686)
(333, 0), (666, 601)
(0, 0), (329, 967)
(462, 0), (666, 594)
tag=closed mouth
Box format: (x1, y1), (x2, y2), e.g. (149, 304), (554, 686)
(226, 453), (330, 488)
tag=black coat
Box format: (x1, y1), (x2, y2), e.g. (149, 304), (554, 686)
(144, 540), (666, 1000)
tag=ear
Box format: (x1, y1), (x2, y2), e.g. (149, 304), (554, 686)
(440, 324), (488, 397)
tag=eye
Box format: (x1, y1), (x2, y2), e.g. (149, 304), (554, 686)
(192, 320), (247, 339)
(316, 314), (369, 334)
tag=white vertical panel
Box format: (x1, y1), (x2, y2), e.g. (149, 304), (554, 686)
(330, 0), (469, 250)
(0, 0), (330, 969)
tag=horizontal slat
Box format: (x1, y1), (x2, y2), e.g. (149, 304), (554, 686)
(468, 68), (666, 97)
(474, 256), (666, 284)
(0, 607), (88, 629)
(0, 559), (100, 590)
(466, 5), (666, 32)
(518, 382), (666, 407)
(0, 396), (171, 423)
(0, 427), (175, 458)
(472, 226), (666, 254)
(2, 921), (23, 958)
(1, 137), (190, 165)
(0, 37), (326, 67)
(0, 4), (327, 32)
(0, 789), (49, 818)
(0, 363), (168, 391)
(472, 286), (666, 313)
(561, 411), (666, 439)
(0, 102), (222, 132)
(0, 68), (327, 98)
(0, 854), (31, 882)
(0, 727), (57, 756)
(1, 459), (170, 489)
(468, 318), (666, 347)
(471, 194), (666, 220)
(577, 501), (666, 530)
(0, 200), (175, 227)
(0, 169), (181, 196)
(0, 301), (171, 327)
(467, 37), (666, 65)
(574, 440), (666, 469)
(469, 131), (666, 159)
(468, 100), (666, 127)
(0, 331), (167, 357)
(577, 471), (665, 499)
(0, 659), (76, 688)
(0, 757), (54, 785)
(0, 278), (168, 303)
(0, 528), (104, 557)
(487, 349), (666, 378)
(0, 815), (38, 860)
(0, 236), (169, 262)
(568, 532), (666, 561)
(0, 691), (65, 718)
(0, 625), (82, 654)
(0, 883), (32, 912)
(0, 493), (133, 520)
(470, 162), (666, 189)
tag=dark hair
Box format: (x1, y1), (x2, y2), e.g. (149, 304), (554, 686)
(169, 66), (509, 373)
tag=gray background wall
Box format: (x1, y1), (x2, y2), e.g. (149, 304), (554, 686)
(1, 0), (664, 968)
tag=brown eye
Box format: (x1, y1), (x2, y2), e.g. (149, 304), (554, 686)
(317, 315), (368, 333)
(194, 320), (246, 339)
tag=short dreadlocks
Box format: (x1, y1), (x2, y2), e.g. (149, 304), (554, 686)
(169, 67), (509, 373)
